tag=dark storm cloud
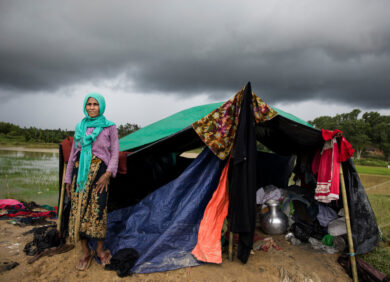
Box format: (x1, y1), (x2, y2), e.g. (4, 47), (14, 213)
(1, 0), (390, 108)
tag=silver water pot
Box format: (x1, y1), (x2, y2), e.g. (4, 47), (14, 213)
(260, 200), (288, 235)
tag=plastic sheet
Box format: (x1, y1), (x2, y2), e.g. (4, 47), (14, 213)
(342, 159), (379, 254)
(105, 148), (224, 273)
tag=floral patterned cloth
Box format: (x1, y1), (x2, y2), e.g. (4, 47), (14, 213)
(68, 155), (109, 242)
(192, 88), (278, 160)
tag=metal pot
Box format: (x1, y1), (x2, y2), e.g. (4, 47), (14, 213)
(260, 200), (288, 235)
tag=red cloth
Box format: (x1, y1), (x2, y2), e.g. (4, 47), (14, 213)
(312, 138), (340, 203)
(339, 137), (355, 162)
(117, 151), (131, 175)
(322, 129), (342, 141)
(321, 129), (355, 162)
(0, 210), (56, 218)
(192, 159), (230, 264)
(61, 136), (74, 163)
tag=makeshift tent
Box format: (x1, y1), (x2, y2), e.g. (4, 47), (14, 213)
(59, 82), (378, 274)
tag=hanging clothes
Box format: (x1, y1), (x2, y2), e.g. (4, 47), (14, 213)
(322, 129), (354, 162)
(228, 83), (258, 264)
(312, 137), (340, 203)
(192, 87), (277, 160)
(312, 129), (355, 204)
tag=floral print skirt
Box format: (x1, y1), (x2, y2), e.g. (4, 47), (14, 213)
(68, 155), (109, 242)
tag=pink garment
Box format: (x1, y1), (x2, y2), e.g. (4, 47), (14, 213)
(64, 125), (119, 184)
(191, 160), (230, 264)
(312, 138), (340, 203)
(0, 199), (23, 207)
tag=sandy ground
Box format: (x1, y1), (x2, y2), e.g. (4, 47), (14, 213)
(180, 152), (199, 158)
(0, 147), (58, 153)
(0, 220), (351, 282)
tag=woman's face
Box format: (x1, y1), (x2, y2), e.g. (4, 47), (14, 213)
(85, 97), (100, 118)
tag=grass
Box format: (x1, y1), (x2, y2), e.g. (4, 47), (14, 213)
(0, 134), (59, 149)
(360, 174), (390, 195)
(358, 173), (390, 276)
(354, 158), (388, 167)
(366, 194), (390, 235)
(360, 244), (390, 277)
(356, 165), (390, 176)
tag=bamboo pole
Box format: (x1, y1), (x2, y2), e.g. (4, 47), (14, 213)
(339, 163), (358, 282)
(57, 163), (67, 234)
(74, 191), (83, 242)
(5, 174), (10, 198)
(228, 231), (233, 261)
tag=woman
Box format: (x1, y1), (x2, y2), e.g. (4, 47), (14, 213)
(64, 93), (119, 271)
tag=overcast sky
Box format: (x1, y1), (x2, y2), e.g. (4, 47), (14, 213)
(1, 0), (389, 130)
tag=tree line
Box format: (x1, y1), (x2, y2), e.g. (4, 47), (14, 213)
(2, 109), (389, 161)
(310, 109), (390, 160)
(0, 122), (140, 143)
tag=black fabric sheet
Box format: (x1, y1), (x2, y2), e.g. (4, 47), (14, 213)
(108, 154), (194, 212)
(256, 151), (295, 189)
(255, 116), (323, 155)
(342, 159), (378, 254)
(229, 82), (257, 263)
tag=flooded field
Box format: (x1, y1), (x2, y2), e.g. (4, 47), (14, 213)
(0, 148), (59, 206)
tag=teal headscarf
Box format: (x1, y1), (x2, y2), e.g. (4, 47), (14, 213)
(74, 93), (115, 193)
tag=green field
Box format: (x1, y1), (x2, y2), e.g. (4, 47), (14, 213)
(0, 134), (59, 149)
(356, 165), (390, 176)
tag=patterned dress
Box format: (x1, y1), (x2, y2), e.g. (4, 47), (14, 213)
(68, 155), (109, 242)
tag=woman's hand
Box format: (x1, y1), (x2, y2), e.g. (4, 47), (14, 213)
(96, 171), (111, 194)
(65, 183), (71, 198)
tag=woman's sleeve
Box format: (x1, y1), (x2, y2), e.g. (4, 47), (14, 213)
(107, 125), (119, 178)
(64, 140), (77, 184)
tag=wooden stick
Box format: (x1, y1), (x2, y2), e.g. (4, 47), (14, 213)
(57, 163), (67, 234)
(339, 163), (358, 282)
(228, 231), (233, 261)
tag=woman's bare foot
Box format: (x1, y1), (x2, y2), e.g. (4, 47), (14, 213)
(96, 241), (111, 266)
(76, 251), (94, 271)
(98, 250), (112, 266)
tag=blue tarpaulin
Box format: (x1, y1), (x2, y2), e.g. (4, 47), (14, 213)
(105, 148), (224, 273)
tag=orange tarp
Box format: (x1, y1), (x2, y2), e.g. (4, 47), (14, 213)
(191, 159), (230, 263)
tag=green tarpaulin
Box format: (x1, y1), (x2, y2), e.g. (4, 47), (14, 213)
(119, 101), (313, 152)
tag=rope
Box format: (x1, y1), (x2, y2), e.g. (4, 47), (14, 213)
(379, 222), (390, 228)
(365, 179), (390, 191)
